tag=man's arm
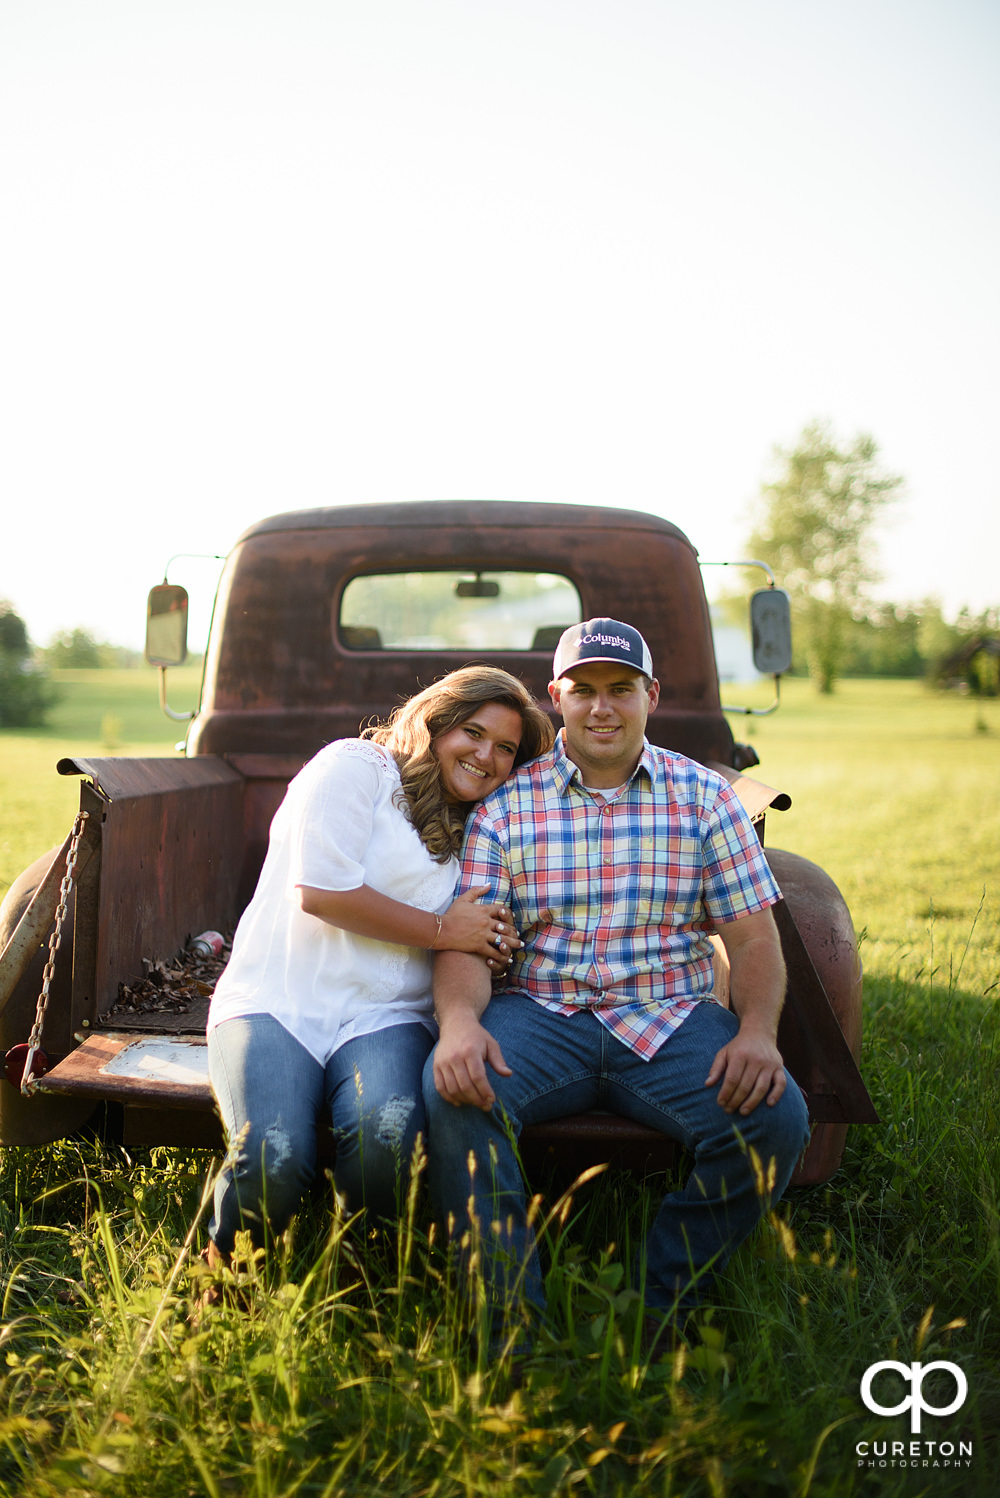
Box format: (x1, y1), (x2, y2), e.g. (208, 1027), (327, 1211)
(705, 906), (788, 1114)
(432, 950), (512, 1110)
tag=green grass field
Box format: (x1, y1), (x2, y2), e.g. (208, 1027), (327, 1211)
(0, 667), (203, 897)
(1, 673), (998, 1496)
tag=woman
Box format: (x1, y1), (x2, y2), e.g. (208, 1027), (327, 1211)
(205, 665), (553, 1260)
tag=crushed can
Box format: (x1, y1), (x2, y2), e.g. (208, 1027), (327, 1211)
(188, 930), (225, 959)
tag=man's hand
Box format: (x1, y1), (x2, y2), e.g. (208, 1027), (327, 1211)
(432, 1013), (511, 1110)
(710, 905), (788, 1114)
(705, 1027), (786, 1114)
(432, 948), (510, 1109)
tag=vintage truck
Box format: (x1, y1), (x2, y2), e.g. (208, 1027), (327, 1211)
(0, 501), (877, 1183)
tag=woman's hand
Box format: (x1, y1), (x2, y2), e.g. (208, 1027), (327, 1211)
(436, 886), (521, 965)
(296, 881), (519, 967)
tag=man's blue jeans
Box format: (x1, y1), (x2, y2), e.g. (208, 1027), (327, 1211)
(208, 1015), (434, 1255)
(422, 995), (810, 1318)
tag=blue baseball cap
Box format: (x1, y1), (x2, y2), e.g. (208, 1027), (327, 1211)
(552, 618), (654, 680)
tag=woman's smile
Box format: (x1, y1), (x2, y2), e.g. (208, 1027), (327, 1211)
(434, 703), (525, 802)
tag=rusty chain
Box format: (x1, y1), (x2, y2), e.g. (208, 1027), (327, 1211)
(21, 810), (90, 1096)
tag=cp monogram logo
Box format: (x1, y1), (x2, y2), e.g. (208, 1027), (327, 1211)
(860, 1361), (968, 1434)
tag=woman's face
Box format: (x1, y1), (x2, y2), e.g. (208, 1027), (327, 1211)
(433, 702), (524, 803)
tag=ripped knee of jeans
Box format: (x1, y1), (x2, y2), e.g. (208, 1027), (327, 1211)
(374, 1094), (417, 1152)
(261, 1120), (294, 1180)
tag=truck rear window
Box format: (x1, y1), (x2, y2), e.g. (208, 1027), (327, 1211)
(338, 571), (582, 652)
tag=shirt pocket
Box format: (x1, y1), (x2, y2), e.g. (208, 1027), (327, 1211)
(633, 834), (703, 927)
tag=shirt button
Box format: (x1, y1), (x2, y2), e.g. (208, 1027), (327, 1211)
(603, 907), (611, 915)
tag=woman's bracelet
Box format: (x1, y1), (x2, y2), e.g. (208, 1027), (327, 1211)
(428, 913), (443, 950)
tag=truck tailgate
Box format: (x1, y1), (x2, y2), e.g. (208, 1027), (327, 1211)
(40, 1030), (222, 1147)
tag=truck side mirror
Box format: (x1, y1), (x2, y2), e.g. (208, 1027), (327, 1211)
(145, 584), (189, 667)
(750, 588), (792, 676)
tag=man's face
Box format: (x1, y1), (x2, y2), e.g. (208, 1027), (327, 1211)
(548, 661), (659, 787)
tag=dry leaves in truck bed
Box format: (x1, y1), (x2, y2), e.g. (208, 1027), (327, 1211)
(105, 936), (233, 1020)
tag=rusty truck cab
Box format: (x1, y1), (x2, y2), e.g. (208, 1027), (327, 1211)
(189, 501), (745, 908)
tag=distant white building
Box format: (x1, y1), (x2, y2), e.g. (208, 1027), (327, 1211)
(710, 607), (758, 683)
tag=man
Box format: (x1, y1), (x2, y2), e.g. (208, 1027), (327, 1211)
(422, 618), (810, 1343)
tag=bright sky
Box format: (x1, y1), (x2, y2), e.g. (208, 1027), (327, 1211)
(2, 0), (997, 653)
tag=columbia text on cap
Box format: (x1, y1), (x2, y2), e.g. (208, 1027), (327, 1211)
(552, 618), (654, 679)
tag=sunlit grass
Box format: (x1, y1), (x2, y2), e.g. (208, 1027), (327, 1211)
(737, 677), (1000, 994)
(0, 666), (202, 894)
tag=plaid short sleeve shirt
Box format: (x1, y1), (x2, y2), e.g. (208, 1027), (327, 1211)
(457, 733), (782, 1059)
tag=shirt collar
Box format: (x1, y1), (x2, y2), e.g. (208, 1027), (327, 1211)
(549, 729), (656, 796)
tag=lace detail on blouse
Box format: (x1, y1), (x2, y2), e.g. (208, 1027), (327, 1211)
(408, 869), (453, 913)
(337, 740), (400, 781)
(375, 945), (410, 1000)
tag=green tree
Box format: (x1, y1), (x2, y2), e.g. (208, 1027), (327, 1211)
(45, 627), (103, 668)
(43, 628), (143, 668)
(928, 605), (1000, 695)
(840, 602), (924, 678)
(746, 420), (904, 692)
(0, 606), (29, 658)
(916, 598), (961, 670)
(0, 601), (58, 727)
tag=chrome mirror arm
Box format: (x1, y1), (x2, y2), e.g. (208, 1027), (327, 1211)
(157, 667), (195, 722)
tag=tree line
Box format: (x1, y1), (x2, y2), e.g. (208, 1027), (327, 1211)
(740, 418), (997, 695)
(0, 614), (157, 727)
(3, 431), (997, 727)
(0, 603), (57, 727)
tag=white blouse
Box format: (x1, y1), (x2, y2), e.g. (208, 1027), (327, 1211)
(207, 740), (458, 1065)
